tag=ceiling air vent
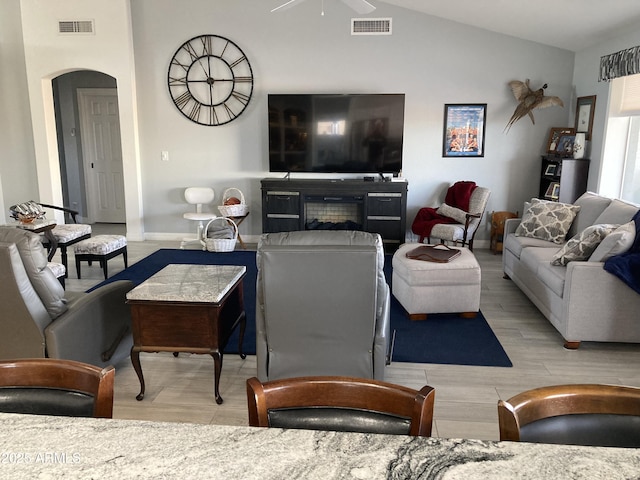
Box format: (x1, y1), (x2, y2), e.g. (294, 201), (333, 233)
(351, 18), (392, 36)
(58, 20), (95, 35)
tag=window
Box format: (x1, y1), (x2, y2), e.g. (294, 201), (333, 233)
(601, 74), (640, 203)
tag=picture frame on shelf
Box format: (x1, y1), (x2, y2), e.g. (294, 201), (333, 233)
(575, 95), (596, 140)
(546, 127), (575, 153)
(544, 163), (557, 176)
(545, 182), (560, 199)
(555, 135), (575, 157)
(442, 104), (486, 157)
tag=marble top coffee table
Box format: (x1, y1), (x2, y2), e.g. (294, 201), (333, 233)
(126, 264), (246, 404)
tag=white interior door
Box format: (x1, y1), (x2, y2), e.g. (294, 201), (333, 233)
(78, 88), (126, 223)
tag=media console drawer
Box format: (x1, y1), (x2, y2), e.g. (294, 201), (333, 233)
(367, 192), (403, 216)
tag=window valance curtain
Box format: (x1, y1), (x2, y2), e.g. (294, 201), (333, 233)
(600, 46), (640, 82)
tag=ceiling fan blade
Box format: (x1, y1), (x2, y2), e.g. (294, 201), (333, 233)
(340, 0), (376, 14)
(271, 0), (309, 13)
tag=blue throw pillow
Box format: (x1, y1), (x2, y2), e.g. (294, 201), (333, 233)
(604, 210), (640, 294)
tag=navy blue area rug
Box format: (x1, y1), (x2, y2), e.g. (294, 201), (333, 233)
(92, 248), (512, 367)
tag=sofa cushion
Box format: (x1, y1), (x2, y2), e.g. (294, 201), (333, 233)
(589, 221), (636, 262)
(593, 199), (638, 225)
(520, 247), (567, 297)
(516, 199), (581, 244)
(504, 233), (558, 259)
(537, 260), (568, 298)
(551, 224), (618, 266)
(567, 192), (612, 238)
(520, 246), (558, 273)
(0, 227), (67, 320)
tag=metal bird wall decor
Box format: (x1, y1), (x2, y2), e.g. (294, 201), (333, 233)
(505, 79), (564, 132)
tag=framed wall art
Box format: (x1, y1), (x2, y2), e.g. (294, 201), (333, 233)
(575, 95), (596, 140)
(546, 127), (575, 153)
(442, 104), (486, 157)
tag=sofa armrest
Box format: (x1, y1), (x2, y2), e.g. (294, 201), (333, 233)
(562, 262), (640, 342)
(504, 217), (521, 236)
(44, 280), (133, 368)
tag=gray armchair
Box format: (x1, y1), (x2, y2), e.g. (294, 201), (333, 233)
(255, 230), (391, 382)
(0, 227), (132, 368)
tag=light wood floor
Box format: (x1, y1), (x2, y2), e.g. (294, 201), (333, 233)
(61, 224), (640, 441)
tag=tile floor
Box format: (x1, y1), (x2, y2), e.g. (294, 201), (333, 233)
(60, 224), (640, 441)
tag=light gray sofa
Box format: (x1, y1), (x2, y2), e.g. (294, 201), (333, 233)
(502, 192), (640, 348)
(0, 226), (133, 367)
(255, 230), (390, 381)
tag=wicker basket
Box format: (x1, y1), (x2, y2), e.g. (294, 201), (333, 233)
(204, 217), (238, 252)
(218, 187), (249, 217)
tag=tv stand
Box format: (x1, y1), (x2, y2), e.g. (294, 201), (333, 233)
(261, 178), (407, 251)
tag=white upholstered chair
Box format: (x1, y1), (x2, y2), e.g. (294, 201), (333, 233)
(180, 187), (216, 250)
(412, 183), (491, 251)
(10, 201), (91, 278)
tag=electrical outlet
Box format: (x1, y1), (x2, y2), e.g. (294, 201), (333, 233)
(161, 151), (169, 162)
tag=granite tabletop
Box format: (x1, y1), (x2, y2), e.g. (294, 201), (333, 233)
(1, 412), (639, 479)
(126, 264), (246, 303)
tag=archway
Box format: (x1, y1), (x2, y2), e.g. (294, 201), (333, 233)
(52, 70), (125, 224)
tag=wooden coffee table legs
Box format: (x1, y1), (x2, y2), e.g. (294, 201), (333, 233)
(131, 348), (145, 401)
(130, 315), (245, 405)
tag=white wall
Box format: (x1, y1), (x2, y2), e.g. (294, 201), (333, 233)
(18, 0), (144, 239)
(0, 0), (37, 224)
(129, 0), (574, 243)
(5, 0), (580, 244)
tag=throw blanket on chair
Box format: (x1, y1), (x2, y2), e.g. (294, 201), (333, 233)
(411, 181), (477, 238)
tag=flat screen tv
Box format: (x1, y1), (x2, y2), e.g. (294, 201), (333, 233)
(268, 93), (405, 175)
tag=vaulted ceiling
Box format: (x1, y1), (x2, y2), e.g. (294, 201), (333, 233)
(379, 0), (640, 52)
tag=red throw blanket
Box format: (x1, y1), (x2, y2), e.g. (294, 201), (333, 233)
(411, 181), (477, 238)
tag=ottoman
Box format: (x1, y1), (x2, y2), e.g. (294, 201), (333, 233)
(392, 243), (481, 320)
(74, 234), (128, 280)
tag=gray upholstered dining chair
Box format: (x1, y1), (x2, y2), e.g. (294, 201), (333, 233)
(0, 358), (115, 418)
(247, 376), (435, 436)
(498, 384), (640, 447)
(255, 230), (391, 381)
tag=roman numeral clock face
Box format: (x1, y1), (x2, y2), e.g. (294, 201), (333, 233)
(167, 34), (254, 126)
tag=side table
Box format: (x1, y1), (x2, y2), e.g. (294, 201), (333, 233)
(126, 264), (247, 404)
(490, 211), (519, 254)
(15, 219), (58, 261)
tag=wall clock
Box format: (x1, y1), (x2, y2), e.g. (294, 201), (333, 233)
(167, 34), (254, 126)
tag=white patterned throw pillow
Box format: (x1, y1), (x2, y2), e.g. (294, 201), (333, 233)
(589, 221), (636, 262)
(515, 199), (581, 244)
(436, 203), (468, 224)
(551, 224), (619, 266)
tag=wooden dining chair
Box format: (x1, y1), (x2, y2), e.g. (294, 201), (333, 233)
(498, 384), (640, 447)
(247, 376), (435, 436)
(0, 359), (115, 418)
